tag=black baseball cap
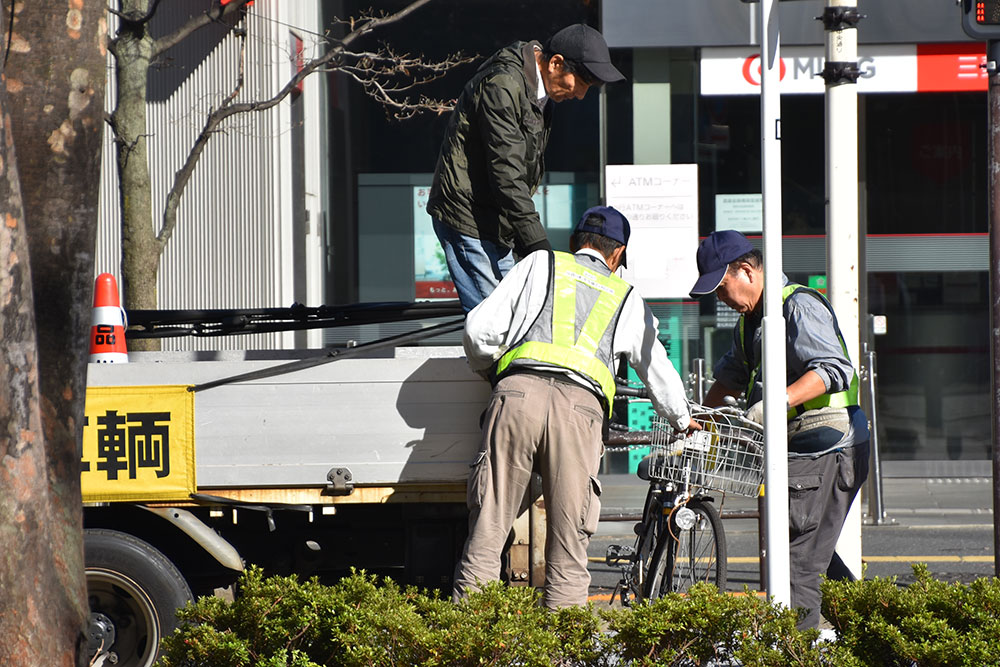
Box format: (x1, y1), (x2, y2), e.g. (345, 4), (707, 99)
(546, 24), (624, 84)
(689, 230), (755, 298)
(575, 206), (630, 267)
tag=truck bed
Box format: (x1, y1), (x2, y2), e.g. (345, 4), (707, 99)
(85, 347), (489, 492)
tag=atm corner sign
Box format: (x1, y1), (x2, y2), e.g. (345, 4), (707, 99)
(82, 385), (195, 503)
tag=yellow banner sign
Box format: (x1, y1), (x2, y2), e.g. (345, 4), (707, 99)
(82, 385), (195, 503)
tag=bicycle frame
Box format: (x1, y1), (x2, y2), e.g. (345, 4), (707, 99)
(607, 404), (762, 606)
(608, 470), (717, 606)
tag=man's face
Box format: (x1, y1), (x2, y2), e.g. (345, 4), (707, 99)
(715, 263), (762, 314)
(542, 55), (594, 102)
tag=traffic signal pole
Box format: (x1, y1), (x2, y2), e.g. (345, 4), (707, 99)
(960, 0), (1000, 581)
(989, 37), (1000, 579)
(822, 0), (864, 580)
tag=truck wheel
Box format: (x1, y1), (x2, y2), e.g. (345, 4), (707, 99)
(85, 529), (193, 667)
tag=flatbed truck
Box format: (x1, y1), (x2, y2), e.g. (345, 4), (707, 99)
(83, 344), (498, 667)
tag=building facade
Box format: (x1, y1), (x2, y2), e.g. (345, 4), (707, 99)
(599, 0), (988, 476)
(98, 1), (328, 349)
(98, 1), (990, 476)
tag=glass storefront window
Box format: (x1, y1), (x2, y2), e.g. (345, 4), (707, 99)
(866, 93), (986, 234)
(869, 271), (989, 461)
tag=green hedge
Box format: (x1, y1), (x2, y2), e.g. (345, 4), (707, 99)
(822, 563), (1000, 667)
(156, 565), (1000, 667)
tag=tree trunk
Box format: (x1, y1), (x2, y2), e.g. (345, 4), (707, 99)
(0, 1), (109, 664)
(114, 0), (160, 350)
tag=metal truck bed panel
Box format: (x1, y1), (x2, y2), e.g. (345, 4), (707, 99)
(86, 348), (489, 488)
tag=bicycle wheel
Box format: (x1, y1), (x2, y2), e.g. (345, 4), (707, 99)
(620, 486), (665, 604)
(645, 499), (727, 598)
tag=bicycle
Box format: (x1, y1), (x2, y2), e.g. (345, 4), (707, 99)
(606, 402), (764, 605)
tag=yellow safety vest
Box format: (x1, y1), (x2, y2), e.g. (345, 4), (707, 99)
(497, 251), (631, 416)
(738, 283), (860, 419)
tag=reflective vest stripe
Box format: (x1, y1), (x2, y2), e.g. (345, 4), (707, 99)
(497, 251), (630, 416)
(502, 341), (618, 411)
(739, 283), (859, 419)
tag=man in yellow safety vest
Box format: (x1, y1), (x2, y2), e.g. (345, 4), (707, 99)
(454, 206), (698, 608)
(690, 229), (870, 630)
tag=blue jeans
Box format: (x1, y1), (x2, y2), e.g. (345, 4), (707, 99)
(433, 218), (514, 312)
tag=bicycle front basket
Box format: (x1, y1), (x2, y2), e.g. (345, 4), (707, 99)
(647, 410), (764, 497)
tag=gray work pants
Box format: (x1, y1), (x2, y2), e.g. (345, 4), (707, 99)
(452, 373), (605, 608)
(788, 441), (870, 629)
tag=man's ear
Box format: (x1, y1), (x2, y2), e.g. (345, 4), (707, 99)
(610, 245), (626, 271)
(548, 54), (565, 72)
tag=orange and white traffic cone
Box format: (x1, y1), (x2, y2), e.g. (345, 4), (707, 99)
(90, 273), (128, 363)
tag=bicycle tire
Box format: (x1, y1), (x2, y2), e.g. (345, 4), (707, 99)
(644, 499), (727, 598)
(636, 488), (665, 596)
(620, 486), (664, 604)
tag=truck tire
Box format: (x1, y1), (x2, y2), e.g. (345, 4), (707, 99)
(85, 529), (193, 667)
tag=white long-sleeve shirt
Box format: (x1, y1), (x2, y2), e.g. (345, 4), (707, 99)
(463, 248), (691, 430)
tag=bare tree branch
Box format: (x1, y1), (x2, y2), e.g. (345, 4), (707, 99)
(158, 21), (248, 247)
(152, 0), (252, 58)
(335, 46), (471, 118)
(154, 0), (473, 243)
(335, 0), (435, 50)
(107, 0), (165, 25)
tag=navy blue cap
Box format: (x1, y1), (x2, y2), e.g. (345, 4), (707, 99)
(689, 230), (754, 298)
(575, 205), (630, 267)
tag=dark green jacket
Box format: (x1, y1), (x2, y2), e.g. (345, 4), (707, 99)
(427, 41), (552, 251)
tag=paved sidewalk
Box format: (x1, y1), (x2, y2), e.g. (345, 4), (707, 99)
(596, 474), (995, 535)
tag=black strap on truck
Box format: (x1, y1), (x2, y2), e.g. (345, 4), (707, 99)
(188, 317), (466, 392)
(127, 300), (464, 338)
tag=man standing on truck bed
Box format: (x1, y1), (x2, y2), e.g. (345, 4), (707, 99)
(689, 230), (870, 629)
(428, 23), (624, 312)
(454, 206), (697, 608)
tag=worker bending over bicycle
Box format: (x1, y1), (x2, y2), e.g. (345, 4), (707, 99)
(689, 230), (870, 630)
(454, 206), (699, 608)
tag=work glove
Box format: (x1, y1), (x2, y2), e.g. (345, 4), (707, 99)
(744, 400), (764, 425)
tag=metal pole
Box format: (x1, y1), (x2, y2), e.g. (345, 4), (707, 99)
(692, 357), (706, 404)
(759, 0), (790, 607)
(599, 86), (608, 204)
(823, 0), (864, 580)
(989, 38), (1000, 579)
(862, 344), (889, 525)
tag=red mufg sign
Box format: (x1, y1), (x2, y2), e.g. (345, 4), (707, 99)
(916, 43), (987, 93)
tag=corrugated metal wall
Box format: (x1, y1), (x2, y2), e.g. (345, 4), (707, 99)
(98, 1), (321, 351)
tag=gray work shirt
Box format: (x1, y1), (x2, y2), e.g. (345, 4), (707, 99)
(712, 274), (869, 456)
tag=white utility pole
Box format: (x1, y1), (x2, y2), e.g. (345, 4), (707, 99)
(823, 0), (864, 579)
(759, 0), (791, 608)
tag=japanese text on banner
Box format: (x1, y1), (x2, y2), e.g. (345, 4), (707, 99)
(81, 385), (195, 502)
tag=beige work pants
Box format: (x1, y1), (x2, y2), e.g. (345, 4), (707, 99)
(452, 372), (605, 608)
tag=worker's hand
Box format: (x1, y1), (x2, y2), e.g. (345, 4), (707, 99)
(673, 415), (701, 433)
(744, 400), (764, 425)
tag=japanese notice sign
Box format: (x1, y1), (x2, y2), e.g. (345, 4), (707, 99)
(81, 385), (195, 503)
(716, 194), (762, 233)
(606, 164), (699, 299)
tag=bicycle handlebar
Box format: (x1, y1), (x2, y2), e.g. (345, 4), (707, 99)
(614, 384), (648, 398)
